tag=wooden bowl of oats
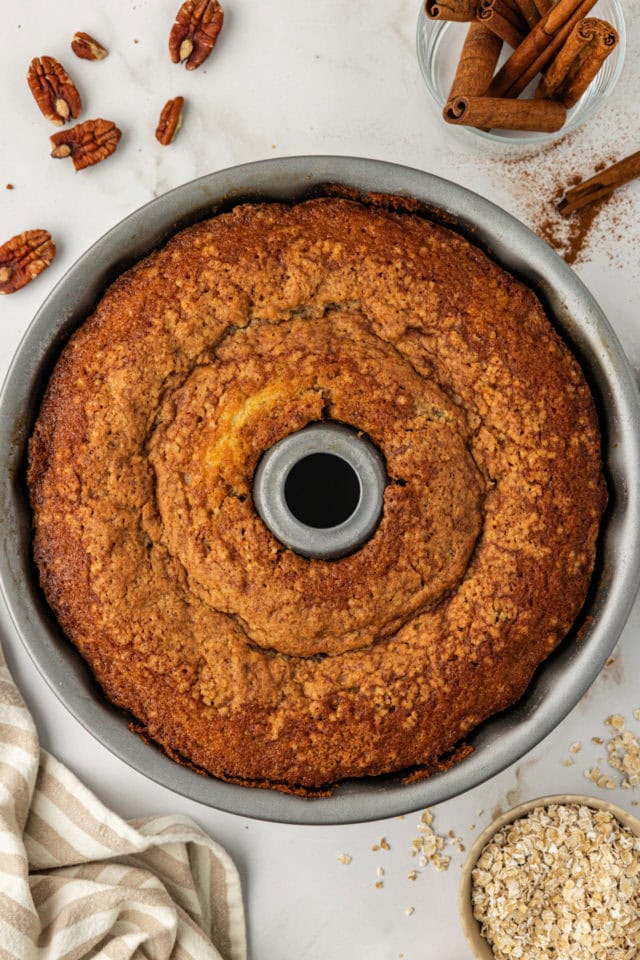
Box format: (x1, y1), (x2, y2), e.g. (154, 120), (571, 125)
(459, 794), (640, 960)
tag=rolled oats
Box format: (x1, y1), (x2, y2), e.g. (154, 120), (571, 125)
(409, 808), (459, 876)
(607, 714), (626, 732)
(471, 803), (640, 960)
(606, 719), (640, 789)
(581, 711), (640, 790)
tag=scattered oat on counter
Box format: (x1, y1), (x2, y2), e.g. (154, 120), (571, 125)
(339, 808), (466, 889)
(584, 766), (616, 790)
(409, 809), (453, 873)
(569, 712), (640, 790)
(405, 906), (414, 916)
(371, 836), (391, 852)
(607, 714), (626, 732)
(563, 739), (582, 766)
(471, 803), (640, 960)
(607, 725), (640, 788)
(594, 714), (640, 789)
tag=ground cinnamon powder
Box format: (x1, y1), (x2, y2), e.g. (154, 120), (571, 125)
(536, 188), (608, 266)
(448, 93), (638, 268)
(488, 136), (619, 265)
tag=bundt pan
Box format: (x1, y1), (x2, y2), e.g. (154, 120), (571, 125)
(1, 157), (639, 825)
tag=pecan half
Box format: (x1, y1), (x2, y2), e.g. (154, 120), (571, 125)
(156, 96), (185, 145)
(71, 31), (108, 61)
(0, 230), (55, 295)
(27, 56), (82, 125)
(50, 118), (121, 171)
(169, 0), (224, 70)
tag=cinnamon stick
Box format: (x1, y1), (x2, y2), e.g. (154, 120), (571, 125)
(487, 0), (598, 98)
(532, 0), (552, 14)
(448, 22), (503, 99)
(479, 0), (528, 32)
(443, 95), (567, 131)
(477, 0), (526, 50)
(511, 0), (541, 29)
(537, 18), (618, 108)
(424, 0), (477, 21)
(557, 151), (640, 216)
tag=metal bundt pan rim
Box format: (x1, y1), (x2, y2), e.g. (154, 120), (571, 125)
(1, 156), (639, 825)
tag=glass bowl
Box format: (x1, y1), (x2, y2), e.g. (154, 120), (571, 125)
(416, 0), (626, 145)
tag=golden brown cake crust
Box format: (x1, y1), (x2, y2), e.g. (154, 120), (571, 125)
(28, 197), (606, 792)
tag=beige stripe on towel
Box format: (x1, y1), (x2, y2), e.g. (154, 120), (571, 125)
(0, 646), (246, 959)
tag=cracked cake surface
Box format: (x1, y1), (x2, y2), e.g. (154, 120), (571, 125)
(28, 196), (606, 793)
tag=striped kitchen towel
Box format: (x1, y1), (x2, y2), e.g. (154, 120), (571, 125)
(0, 644), (246, 960)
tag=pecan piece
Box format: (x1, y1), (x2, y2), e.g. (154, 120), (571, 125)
(0, 230), (55, 295)
(156, 96), (185, 145)
(50, 118), (121, 171)
(71, 31), (108, 61)
(169, 0), (224, 70)
(27, 56), (82, 126)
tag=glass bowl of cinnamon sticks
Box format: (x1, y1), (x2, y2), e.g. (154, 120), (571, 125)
(417, 0), (625, 143)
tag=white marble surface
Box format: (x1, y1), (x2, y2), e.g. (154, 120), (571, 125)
(1, 2), (640, 957)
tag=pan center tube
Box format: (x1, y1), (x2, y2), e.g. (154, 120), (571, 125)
(252, 422), (387, 560)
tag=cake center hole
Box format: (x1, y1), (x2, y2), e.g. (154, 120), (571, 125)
(284, 453), (361, 529)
